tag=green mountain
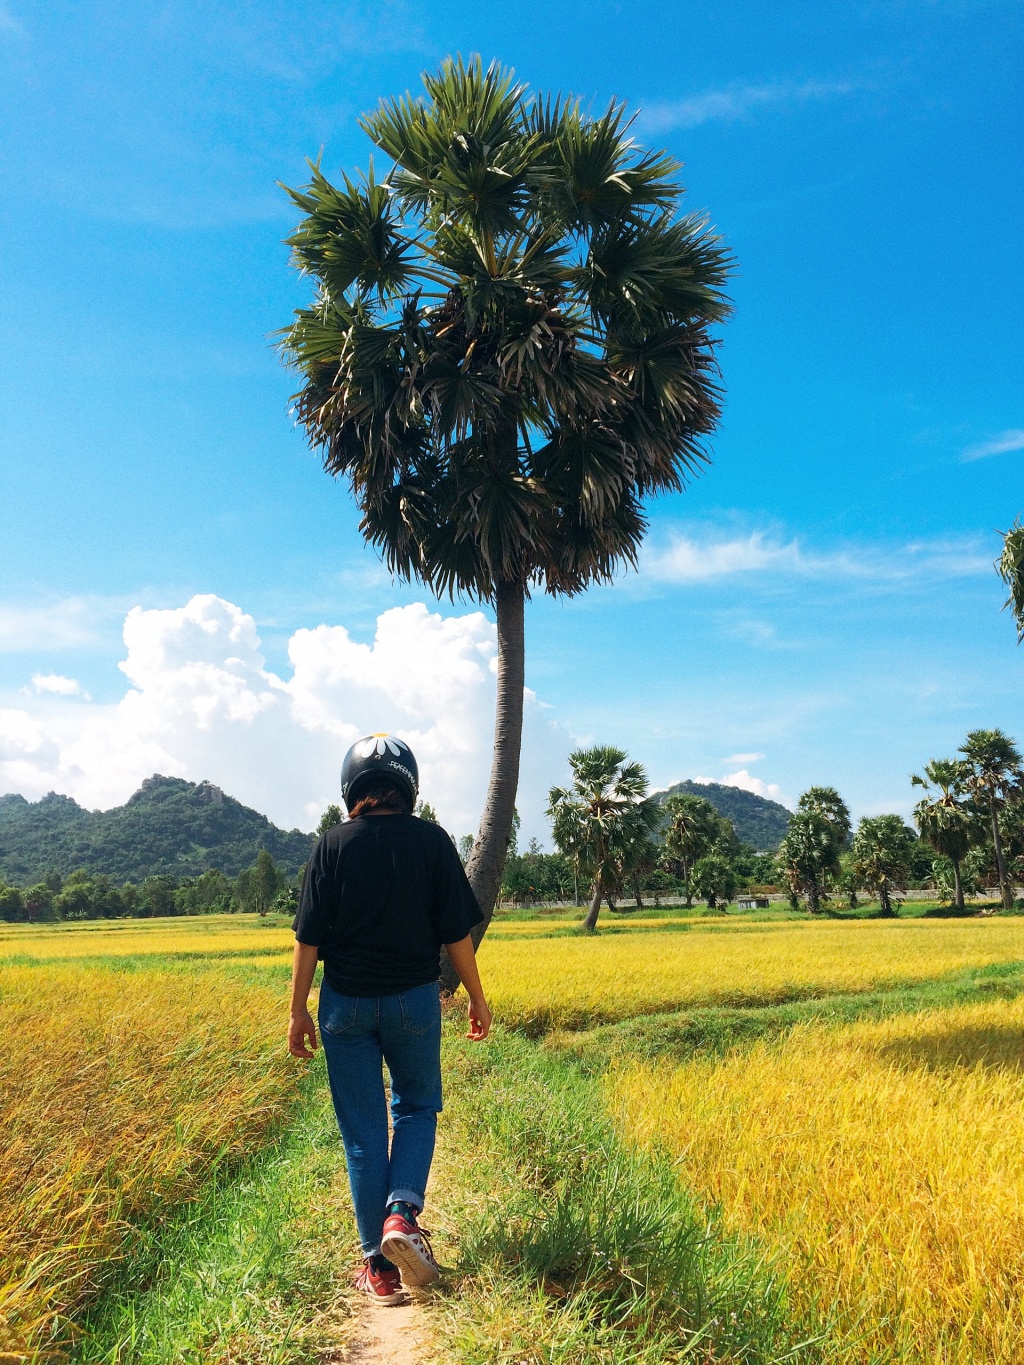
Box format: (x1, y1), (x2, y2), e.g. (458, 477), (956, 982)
(654, 780), (791, 851)
(0, 775), (315, 885)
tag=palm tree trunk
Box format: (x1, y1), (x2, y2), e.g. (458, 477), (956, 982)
(584, 881), (602, 931)
(808, 879), (821, 914)
(952, 856), (965, 911)
(878, 882), (894, 916)
(439, 578), (525, 992)
(990, 798), (1014, 911)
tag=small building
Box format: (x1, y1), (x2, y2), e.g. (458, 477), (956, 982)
(737, 895), (770, 909)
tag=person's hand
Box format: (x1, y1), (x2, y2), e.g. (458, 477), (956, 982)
(467, 995), (491, 1041)
(288, 1009), (318, 1059)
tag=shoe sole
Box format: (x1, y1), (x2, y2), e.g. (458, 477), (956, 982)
(357, 1281), (406, 1306)
(380, 1229), (440, 1288)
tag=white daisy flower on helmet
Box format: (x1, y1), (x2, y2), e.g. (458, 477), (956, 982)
(355, 733), (404, 759)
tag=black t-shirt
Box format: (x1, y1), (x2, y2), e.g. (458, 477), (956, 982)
(293, 813), (483, 997)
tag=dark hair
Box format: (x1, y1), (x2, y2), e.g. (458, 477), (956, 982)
(347, 777), (412, 818)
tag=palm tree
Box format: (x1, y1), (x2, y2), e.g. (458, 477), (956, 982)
(690, 852), (737, 911)
(660, 792), (720, 907)
(836, 851), (862, 910)
(621, 833), (660, 908)
(796, 786), (851, 848)
(776, 809), (840, 914)
(911, 758), (975, 911)
(959, 729), (1023, 912)
(851, 815), (915, 917)
(548, 745), (660, 931)
(278, 57), (732, 974)
(997, 518), (1024, 642)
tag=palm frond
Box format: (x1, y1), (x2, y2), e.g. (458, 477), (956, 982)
(535, 97), (681, 232)
(584, 213), (733, 329)
(997, 518), (1024, 644)
(281, 163), (415, 301)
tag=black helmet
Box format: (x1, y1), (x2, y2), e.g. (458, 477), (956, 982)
(341, 733), (419, 811)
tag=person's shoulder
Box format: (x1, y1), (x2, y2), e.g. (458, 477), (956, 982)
(409, 816), (458, 852)
(319, 820), (363, 852)
(410, 814), (448, 835)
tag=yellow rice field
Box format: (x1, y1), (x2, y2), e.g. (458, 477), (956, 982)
(7, 912), (1024, 1361)
(479, 918), (1024, 1029)
(0, 914), (294, 961)
(609, 996), (1024, 1364)
(0, 959), (297, 1360)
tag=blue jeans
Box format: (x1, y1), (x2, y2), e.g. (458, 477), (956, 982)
(318, 976), (443, 1257)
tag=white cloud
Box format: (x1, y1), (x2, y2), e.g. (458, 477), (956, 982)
(642, 532), (818, 581)
(962, 429), (1024, 462)
(725, 751), (766, 765)
(639, 530), (991, 585)
(720, 617), (780, 647)
(31, 674), (86, 698)
(0, 598), (118, 652)
(694, 768), (792, 809)
(0, 594), (567, 842)
(639, 78), (856, 133)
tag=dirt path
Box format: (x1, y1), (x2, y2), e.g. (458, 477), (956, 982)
(345, 1294), (432, 1363)
(342, 1074), (460, 1362)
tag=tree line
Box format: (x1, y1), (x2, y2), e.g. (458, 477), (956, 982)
(775, 729), (1024, 915)
(490, 728), (1024, 929)
(0, 848), (297, 924)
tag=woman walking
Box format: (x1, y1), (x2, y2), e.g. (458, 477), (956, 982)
(287, 733), (492, 1304)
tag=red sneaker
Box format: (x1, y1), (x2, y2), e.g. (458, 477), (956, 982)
(381, 1211), (440, 1287)
(354, 1259), (405, 1305)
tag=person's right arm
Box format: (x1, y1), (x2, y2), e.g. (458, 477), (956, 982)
(444, 933), (491, 1040)
(289, 841), (326, 1058)
(288, 940), (320, 1058)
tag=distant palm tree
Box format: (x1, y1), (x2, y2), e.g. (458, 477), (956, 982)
(278, 56), (732, 976)
(997, 518), (1024, 642)
(851, 815), (915, 917)
(797, 786), (852, 848)
(660, 792), (720, 907)
(911, 758), (976, 911)
(548, 745), (660, 931)
(621, 833), (661, 909)
(959, 729), (1023, 912)
(690, 852), (737, 911)
(777, 806), (842, 913)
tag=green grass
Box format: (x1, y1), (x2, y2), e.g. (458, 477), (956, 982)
(547, 959), (1024, 1068)
(548, 960), (1024, 1064)
(432, 1029), (827, 1365)
(69, 1061), (358, 1365)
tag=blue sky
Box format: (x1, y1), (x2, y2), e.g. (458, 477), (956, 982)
(0, 0), (1021, 838)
